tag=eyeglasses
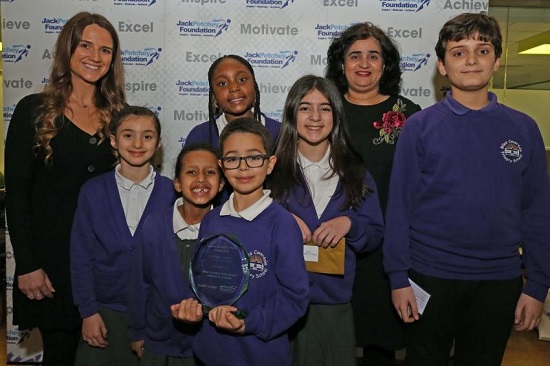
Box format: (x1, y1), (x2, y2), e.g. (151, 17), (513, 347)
(220, 154), (270, 170)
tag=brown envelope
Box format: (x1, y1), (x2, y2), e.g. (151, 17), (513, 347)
(303, 238), (345, 275)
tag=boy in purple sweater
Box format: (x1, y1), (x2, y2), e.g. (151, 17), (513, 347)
(383, 12), (550, 366)
(172, 118), (309, 366)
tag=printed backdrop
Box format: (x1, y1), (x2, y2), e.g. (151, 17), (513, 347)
(2, 0), (485, 362)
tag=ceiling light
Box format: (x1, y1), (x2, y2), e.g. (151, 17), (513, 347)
(518, 31), (550, 55)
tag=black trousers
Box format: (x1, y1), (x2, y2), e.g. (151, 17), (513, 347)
(39, 327), (81, 366)
(405, 271), (522, 366)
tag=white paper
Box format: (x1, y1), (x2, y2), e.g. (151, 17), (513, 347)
(303, 245), (319, 262)
(409, 278), (431, 315)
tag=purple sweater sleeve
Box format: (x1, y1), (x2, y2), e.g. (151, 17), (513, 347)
(346, 172), (384, 254)
(70, 188), (100, 318)
(518, 119), (550, 302)
(383, 119), (422, 290)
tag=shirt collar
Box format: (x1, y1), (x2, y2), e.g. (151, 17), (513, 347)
(115, 164), (156, 190)
(443, 91), (498, 116)
(216, 113), (230, 133)
(220, 189), (273, 221)
(298, 145), (331, 170)
(172, 197), (201, 237)
(216, 110), (265, 131)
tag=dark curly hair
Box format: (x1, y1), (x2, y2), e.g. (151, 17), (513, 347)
(325, 22), (402, 96)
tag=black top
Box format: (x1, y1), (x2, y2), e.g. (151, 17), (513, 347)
(345, 94), (421, 349)
(344, 95), (421, 213)
(5, 93), (117, 330)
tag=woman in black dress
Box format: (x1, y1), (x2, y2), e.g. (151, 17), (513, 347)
(326, 22), (421, 365)
(5, 12), (125, 366)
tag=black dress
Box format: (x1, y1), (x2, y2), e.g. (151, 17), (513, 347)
(5, 93), (117, 331)
(345, 95), (421, 350)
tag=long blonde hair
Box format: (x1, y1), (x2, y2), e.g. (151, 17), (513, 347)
(36, 12), (126, 164)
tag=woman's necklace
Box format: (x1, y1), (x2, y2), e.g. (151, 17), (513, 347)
(69, 98), (93, 109)
(66, 99), (99, 134)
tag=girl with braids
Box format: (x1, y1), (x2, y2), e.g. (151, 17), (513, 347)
(5, 12), (125, 366)
(185, 54), (280, 148)
(269, 75), (384, 366)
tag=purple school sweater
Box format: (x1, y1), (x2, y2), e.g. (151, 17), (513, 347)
(384, 92), (550, 302)
(282, 173), (384, 304)
(71, 170), (175, 317)
(192, 202), (309, 366)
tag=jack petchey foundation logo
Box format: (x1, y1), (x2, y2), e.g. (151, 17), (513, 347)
(122, 47), (162, 67)
(244, 50), (299, 69)
(177, 18), (231, 37)
(181, 0), (228, 4)
(148, 106), (162, 117)
(114, 0), (158, 6)
(3, 104), (17, 123)
(245, 0), (295, 9)
(176, 80), (209, 97)
(42, 17), (68, 34)
(400, 52), (431, 72)
(383, 0), (489, 12)
(315, 23), (348, 40)
(2, 44), (31, 63)
(379, 0), (431, 12)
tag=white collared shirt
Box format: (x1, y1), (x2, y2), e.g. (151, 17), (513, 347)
(220, 189), (273, 221)
(172, 197), (201, 240)
(115, 164), (156, 236)
(298, 147), (338, 218)
(215, 111), (266, 136)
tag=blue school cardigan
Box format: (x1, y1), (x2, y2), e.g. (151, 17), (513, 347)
(128, 206), (197, 358)
(283, 172), (384, 304)
(71, 170), (175, 318)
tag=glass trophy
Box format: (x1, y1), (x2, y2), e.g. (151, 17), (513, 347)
(189, 233), (249, 318)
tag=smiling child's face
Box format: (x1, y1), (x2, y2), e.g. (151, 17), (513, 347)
(175, 150), (224, 207)
(220, 132), (276, 203)
(211, 58), (256, 122)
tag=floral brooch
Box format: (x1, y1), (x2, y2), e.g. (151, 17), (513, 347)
(373, 98), (407, 145)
